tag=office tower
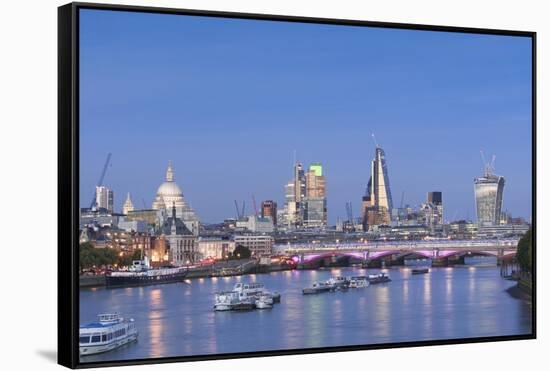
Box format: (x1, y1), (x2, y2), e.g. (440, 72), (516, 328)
(95, 185), (114, 213)
(284, 181), (296, 227)
(474, 163), (505, 226)
(428, 191), (442, 205)
(425, 191), (443, 226)
(361, 146), (393, 230)
(261, 200), (278, 226)
(304, 163), (327, 228)
(294, 162), (306, 225)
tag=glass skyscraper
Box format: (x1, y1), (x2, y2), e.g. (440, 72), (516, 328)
(362, 146), (393, 229)
(474, 168), (505, 226)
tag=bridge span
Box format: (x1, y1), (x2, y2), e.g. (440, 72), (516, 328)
(274, 238), (519, 266)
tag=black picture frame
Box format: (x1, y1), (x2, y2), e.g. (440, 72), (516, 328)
(58, 2), (537, 369)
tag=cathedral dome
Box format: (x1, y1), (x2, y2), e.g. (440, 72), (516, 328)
(156, 181), (183, 198)
(152, 161), (186, 210)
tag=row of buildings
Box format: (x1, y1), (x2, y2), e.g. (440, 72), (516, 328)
(81, 162), (274, 267)
(358, 143), (518, 234)
(281, 162), (327, 229)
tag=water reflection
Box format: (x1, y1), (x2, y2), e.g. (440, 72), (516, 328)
(80, 266), (532, 363)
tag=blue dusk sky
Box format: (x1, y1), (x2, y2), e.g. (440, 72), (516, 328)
(79, 9), (532, 224)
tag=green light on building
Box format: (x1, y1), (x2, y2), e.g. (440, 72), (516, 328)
(310, 163), (323, 176)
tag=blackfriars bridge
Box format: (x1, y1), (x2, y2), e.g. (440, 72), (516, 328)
(274, 238), (519, 267)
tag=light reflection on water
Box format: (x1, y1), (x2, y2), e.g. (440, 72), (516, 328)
(80, 266), (531, 363)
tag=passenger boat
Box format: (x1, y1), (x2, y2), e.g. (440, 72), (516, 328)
(213, 282), (280, 311)
(213, 291), (240, 311)
(232, 282), (268, 297)
(302, 281), (334, 295)
(326, 276), (349, 288)
(231, 298), (256, 311)
(412, 268), (430, 274)
(106, 259), (188, 288)
(79, 313), (138, 356)
(233, 282), (280, 303)
(348, 276), (370, 288)
(367, 272), (391, 284)
(255, 294), (274, 309)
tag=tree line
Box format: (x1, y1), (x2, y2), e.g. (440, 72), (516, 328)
(516, 227), (532, 274)
(79, 242), (141, 272)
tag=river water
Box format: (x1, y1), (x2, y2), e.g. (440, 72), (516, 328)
(80, 266), (532, 363)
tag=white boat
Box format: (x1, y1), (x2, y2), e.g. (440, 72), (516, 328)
(326, 276), (348, 288)
(302, 281), (334, 294)
(233, 282), (280, 303)
(213, 291), (240, 311)
(349, 276), (370, 288)
(255, 294), (273, 309)
(79, 313), (138, 356)
(233, 282), (269, 298)
(213, 283), (281, 311)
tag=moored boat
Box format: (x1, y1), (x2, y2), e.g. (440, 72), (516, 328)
(79, 313), (138, 356)
(231, 299), (256, 311)
(213, 291), (240, 311)
(106, 259), (188, 288)
(367, 272), (391, 284)
(349, 276), (370, 288)
(326, 276), (349, 288)
(412, 268), (430, 275)
(303, 281), (334, 294)
(214, 282), (280, 311)
(255, 294), (274, 309)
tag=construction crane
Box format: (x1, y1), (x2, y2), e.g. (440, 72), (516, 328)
(234, 200), (246, 219)
(89, 153), (112, 209)
(252, 195), (258, 217)
(345, 202), (355, 231)
(142, 198), (147, 209)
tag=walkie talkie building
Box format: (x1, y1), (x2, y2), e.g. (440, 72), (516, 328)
(474, 167), (505, 226)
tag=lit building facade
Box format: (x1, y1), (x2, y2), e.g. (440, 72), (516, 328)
(283, 161), (327, 229)
(95, 186), (114, 213)
(152, 161), (200, 235)
(304, 163), (327, 228)
(122, 192), (134, 215)
(474, 168), (505, 226)
(197, 237), (236, 260)
(159, 204), (198, 265)
(422, 191), (443, 228)
(233, 235), (274, 257)
(362, 146), (393, 230)
(261, 200), (277, 226)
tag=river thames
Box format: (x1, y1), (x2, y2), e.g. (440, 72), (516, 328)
(80, 266), (532, 363)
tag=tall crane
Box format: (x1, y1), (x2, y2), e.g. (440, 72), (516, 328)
(252, 195), (258, 217)
(89, 153), (112, 209)
(234, 200), (246, 219)
(345, 202), (355, 229)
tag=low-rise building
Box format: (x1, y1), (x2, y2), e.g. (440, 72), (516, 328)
(233, 235), (274, 257)
(235, 215), (274, 233)
(118, 219), (147, 233)
(197, 237), (236, 260)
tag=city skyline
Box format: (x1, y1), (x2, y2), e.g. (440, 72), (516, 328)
(79, 9), (533, 224)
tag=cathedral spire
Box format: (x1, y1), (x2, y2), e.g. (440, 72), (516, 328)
(122, 192), (134, 215)
(166, 160), (174, 182)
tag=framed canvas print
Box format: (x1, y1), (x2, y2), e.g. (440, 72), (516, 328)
(58, 2), (536, 368)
